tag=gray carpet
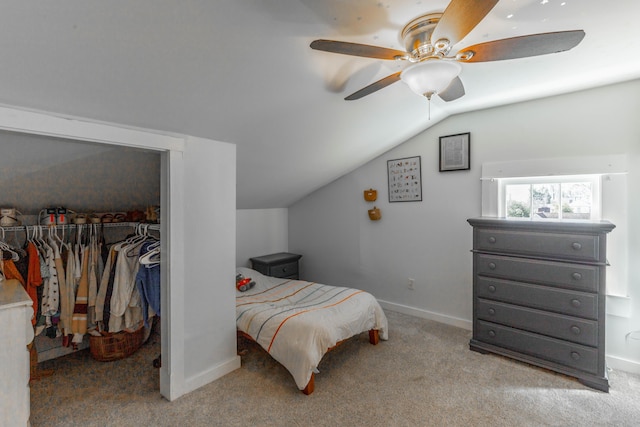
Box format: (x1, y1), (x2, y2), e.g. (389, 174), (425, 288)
(30, 310), (640, 426)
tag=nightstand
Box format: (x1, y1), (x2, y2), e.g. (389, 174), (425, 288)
(250, 252), (302, 279)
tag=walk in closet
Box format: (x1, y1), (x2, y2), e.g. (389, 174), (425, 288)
(0, 129), (163, 422)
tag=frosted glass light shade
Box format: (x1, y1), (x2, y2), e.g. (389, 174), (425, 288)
(400, 60), (462, 96)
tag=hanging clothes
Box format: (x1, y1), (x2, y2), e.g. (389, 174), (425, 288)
(54, 243), (72, 336)
(40, 243), (60, 320)
(136, 240), (160, 328)
(25, 242), (43, 326)
(95, 244), (119, 332)
(71, 245), (89, 344)
(108, 238), (145, 333)
(87, 228), (101, 334)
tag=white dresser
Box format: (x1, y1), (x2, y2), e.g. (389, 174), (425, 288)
(0, 279), (35, 426)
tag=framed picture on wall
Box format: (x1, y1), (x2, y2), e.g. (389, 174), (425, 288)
(439, 132), (470, 172)
(387, 156), (422, 202)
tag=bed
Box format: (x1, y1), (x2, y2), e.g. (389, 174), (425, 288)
(235, 267), (388, 394)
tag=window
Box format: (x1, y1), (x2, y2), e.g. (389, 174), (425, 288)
(500, 175), (601, 220)
(481, 155), (629, 297)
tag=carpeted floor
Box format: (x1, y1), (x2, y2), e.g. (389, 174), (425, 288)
(30, 310), (640, 426)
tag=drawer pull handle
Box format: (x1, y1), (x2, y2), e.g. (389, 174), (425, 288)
(572, 242), (582, 251)
(488, 330), (496, 338)
(488, 262), (497, 270)
(488, 285), (496, 293)
(488, 236), (496, 244)
(571, 299), (581, 308)
(571, 326), (581, 335)
(571, 272), (582, 280)
(570, 351), (581, 361)
(488, 308), (496, 316)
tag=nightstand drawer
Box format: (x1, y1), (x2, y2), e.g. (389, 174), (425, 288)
(477, 299), (598, 346)
(476, 320), (598, 374)
(476, 228), (601, 262)
(476, 277), (598, 319)
(476, 254), (599, 292)
(269, 261), (298, 279)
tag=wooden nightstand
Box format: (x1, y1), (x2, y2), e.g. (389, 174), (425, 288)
(250, 252), (302, 279)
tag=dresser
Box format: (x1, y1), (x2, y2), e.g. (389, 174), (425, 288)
(250, 252), (302, 279)
(467, 217), (615, 392)
(1, 279), (35, 426)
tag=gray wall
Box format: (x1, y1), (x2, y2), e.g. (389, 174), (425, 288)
(288, 79), (640, 371)
(0, 131), (160, 217)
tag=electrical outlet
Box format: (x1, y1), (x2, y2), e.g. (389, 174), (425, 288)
(408, 278), (415, 290)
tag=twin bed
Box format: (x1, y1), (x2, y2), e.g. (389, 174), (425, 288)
(235, 267), (388, 394)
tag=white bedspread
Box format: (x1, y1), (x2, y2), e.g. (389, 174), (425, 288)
(236, 267), (388, 390)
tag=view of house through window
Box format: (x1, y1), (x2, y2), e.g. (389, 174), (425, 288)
(502, 175), (600, 220)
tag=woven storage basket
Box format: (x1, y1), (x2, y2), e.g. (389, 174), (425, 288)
(89, 326), (145, 362)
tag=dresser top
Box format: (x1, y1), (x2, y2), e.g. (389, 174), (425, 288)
(467, 217), (615, 234)
(0, 279), (32, 311)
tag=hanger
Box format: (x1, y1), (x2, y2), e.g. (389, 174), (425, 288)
(0, 228), (19, 261)
(138, 240), (160, 267)
(122, 223), (153, 257)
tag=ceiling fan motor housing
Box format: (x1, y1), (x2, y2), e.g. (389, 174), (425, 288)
(401, 14), (451, 61)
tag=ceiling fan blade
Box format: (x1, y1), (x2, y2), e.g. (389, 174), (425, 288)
(431, 0), (499, 47)
(458, 30), (585, 62)
(345, 72), (402, 100)
(439, 76), (465, 102)
(310, 39), (407, 60)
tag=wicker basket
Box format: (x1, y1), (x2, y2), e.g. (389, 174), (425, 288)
(89, 326), (145, 362)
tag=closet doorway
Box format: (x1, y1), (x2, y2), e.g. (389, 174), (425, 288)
(0, 113), (178, 405)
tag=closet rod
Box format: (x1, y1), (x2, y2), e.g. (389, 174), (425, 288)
(0, 222), (160, 233)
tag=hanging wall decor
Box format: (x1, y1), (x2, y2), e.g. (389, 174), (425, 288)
(363, 189), (377, 202)
(387, 156), (422, 202)
(439, 132), (470, 172)
(368, 206), (381, 221)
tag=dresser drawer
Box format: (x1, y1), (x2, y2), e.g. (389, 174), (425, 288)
(475, 320), (598, 374)
(475, 228), (601, 262)
(476, 299), (598, 346)
(476, 254), (599, 292)
(476, 277), (598, 319)
(268, 261), (298, 279)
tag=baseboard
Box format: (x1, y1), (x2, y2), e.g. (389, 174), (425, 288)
(606, 355), (640, 375)
(378, 300), (472, 331)
(182, 355), (241, 396)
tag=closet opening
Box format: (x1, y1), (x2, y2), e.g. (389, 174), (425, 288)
(0, 127), (173, 411)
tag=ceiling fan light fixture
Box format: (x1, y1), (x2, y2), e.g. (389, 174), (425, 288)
(400, 60), (462, 98)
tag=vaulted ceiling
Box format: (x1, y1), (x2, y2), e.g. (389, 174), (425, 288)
(1, 1), (639, 208)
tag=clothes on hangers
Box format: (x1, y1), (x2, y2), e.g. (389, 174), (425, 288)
(136, 240), (161, 328)
(25, 242), (43, 326)
(1, 222), (161, 344)
(71, 245), (89, 344)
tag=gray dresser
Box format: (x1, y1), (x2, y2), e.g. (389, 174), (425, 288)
(467, 217), (615, 392)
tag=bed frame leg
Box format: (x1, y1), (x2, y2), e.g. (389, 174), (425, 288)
(302, 373), (315, 395)
(369, 329), (380, 345)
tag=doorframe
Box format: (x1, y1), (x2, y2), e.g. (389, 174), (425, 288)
(0, 104), (186, 400)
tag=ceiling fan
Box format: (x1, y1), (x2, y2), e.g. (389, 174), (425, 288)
(310, 0), (585, 103)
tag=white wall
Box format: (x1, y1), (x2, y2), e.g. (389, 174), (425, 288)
(236, 208), (288, 268)
(289, 79), (640, 372)
(181, 137), (240, 393)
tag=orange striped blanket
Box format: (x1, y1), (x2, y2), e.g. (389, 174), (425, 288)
(235, 267), (388, 390)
